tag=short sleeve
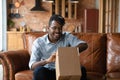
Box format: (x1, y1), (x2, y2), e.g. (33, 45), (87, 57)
(66, 33), (86, 47)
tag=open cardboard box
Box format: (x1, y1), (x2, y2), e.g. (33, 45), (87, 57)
(56, 47), (81, 80)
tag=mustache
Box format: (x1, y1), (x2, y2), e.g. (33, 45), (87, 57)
(54, 32), (61, 34)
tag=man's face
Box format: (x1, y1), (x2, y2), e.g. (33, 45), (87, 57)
(48, 20), (63, 42)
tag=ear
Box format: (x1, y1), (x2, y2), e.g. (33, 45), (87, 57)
(47, 26), (50, 32)
(47, 26), (50, 30)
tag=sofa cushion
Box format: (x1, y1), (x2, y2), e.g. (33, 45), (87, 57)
(107, 72), (120, 79)
(15, 70), (33, 80)
(107, 33), (120, 78)
(87, 72), (106, 80)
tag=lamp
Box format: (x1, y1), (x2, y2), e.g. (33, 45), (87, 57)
(42, 0), (54, 3)
(69, 0), (79, 3)
(31, 0), (46, 11)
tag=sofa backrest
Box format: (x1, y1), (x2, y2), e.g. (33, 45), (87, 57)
(23, 32), (47, 54)
(23, 32), (107, 74)
(72, 33), (107, 74)
(107, 33), (120, 78)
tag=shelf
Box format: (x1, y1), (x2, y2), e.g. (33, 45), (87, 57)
(51, 0), (78, 19)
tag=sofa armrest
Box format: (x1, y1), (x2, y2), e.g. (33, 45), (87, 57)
(0, 49), (30, 80)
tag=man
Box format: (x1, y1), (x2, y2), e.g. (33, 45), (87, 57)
(29, 14), (88, 80)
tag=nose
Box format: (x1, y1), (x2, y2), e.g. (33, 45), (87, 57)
(55, 28), (62, 32)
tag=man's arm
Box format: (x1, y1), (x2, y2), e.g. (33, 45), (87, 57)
(31, 53), (56, 70)
(76, 43), (88, 53)
(31, 60), (48, 70)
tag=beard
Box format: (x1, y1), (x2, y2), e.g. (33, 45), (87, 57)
(53, 32), (62, 41)
(49, 32), (62, 43)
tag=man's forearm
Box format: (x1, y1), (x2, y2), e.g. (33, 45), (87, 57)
(31, 60), (49, 70)
(77, 43), (88, 53)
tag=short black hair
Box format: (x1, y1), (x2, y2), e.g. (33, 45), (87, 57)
(49, 14), (65, 26)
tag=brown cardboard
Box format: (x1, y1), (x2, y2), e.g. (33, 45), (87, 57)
(56, 47), (81, 80)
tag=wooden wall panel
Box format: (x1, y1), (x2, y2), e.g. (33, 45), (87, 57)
(7, 32), (24, 51)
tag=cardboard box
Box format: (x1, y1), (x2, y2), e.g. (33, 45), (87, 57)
(56, 47), (81, 80)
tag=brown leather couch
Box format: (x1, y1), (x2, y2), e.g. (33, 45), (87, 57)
(1, 32), (120, 80)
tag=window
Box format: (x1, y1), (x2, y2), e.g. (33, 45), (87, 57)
(0, 0), (7, 51)
(99, 0), (119, 33)
(0, 0), (2, 51)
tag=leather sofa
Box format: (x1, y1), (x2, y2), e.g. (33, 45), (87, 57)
(0, 32), (120, 80)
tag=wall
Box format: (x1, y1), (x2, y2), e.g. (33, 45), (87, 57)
(7, 0), (97, 32)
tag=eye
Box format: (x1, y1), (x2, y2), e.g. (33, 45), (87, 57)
(51, 27), (57, 30)
(51, 27), (62, 31)
(54, 27), (57, 30)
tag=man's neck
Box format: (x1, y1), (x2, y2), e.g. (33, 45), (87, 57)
(48, 35), (59, 43)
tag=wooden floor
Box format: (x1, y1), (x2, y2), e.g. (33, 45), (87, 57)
(0, 65), (3, 80)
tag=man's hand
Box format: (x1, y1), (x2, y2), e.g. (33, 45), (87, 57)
(46, 53), (56, 63)
(31, 53), (56, 70)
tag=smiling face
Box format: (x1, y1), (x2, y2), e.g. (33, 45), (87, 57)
(48, 20), (63, 43)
